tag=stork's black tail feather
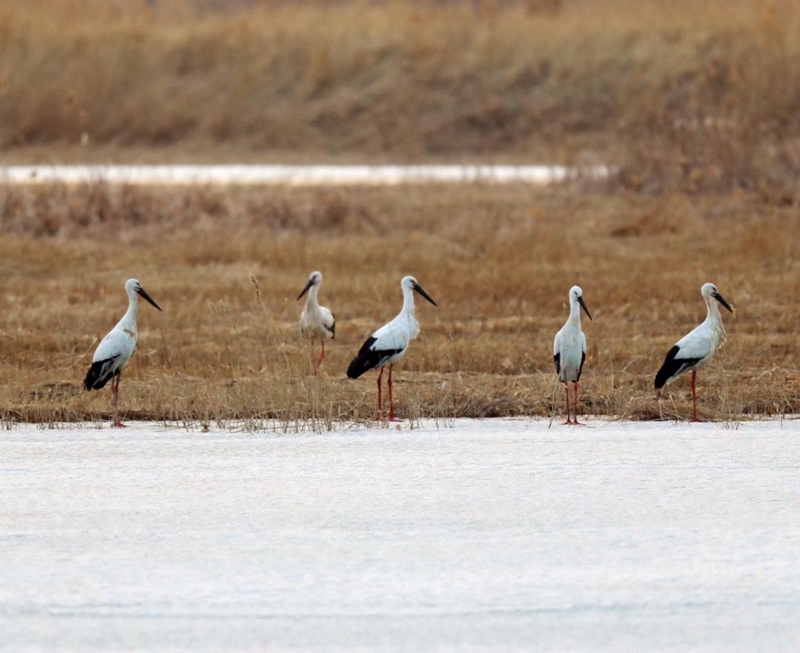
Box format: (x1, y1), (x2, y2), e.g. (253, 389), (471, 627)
(83, 358), (116, 391)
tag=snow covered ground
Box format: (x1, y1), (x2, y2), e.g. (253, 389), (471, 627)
(1, 164), (610, 186)
(1, 418), (799, 652)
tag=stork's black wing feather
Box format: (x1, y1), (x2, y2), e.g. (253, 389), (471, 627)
(346, 337), (404, 379)
(654, 345), (701, 389)
(576, 350), (586, 383)
(553, 352), (561, 375)
(83, 356), (119, 391)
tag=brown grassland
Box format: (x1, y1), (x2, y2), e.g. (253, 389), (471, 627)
(0, 181), (797, 427)
(0, 0), (798, 426)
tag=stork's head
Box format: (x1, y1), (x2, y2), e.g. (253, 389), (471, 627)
(297, 270), (323, 300)
(570, 285), (592, 321)
(126, 278), (162, 311)
(402, 275), (438, 307)
(701, 282), (733, 313)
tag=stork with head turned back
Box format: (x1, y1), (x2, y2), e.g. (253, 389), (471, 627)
(655, 282), (733, 422)
(297, 271), (335, 374)
(347, 276), (437, 421)
(553, 285), (593, 425)
(83, 278), (162, 427)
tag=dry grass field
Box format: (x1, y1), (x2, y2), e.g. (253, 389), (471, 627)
(1, 0), (799, 195)
(0, 181), (797, 426)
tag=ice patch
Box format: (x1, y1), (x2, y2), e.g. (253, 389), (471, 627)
(1, 418), (798, 651)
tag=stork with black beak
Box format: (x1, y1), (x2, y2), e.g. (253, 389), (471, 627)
(347, 276), (437, 421)
(655, 282), (733, 422)
(83, 279), (162, 427)
(554, 285), (593, 425)
(297, 271), (335, 374)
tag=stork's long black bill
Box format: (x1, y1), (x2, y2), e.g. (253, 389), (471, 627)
(578, 296), (593, 321)
(297, 279), (314, 301)
(713, 292), (733, 313)
(413, 283), (438, 307)
(137, 287), (162, 311)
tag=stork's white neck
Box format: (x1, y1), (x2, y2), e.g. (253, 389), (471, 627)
(568, 295), (582, 325)
(705, 293), (722, 322)
(305, 283), (321, 309)
(401, 284), (416, 316)
(122, 287), (139, 328)
(703, 293), (726, 342)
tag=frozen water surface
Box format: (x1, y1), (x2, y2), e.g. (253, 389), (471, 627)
(1, 418), (799, 652)
(1, 164), (610, 186)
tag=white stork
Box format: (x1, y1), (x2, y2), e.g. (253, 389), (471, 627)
(655, 282), (733, 422)
(347, 276), (437, 421)
(83, 278), (162, 427)
(553, 285), (593, 424)
(297, 270), (335, 374)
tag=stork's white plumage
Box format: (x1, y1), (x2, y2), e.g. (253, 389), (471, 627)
(297, 271), (335, 374)
(655, 282), (733, 422)
(83, 278), (162, 427)
(553, 285), (593, 424)
(347, 275), (437, 421)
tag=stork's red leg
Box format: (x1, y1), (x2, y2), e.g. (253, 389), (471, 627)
(376, 366), (384, 421)
(573, 382), (581, 425)
(563, 383), (572, 425)
(690, 370), (701, 422)
(388, 364), (395, 421)
(111, 375), (126, 428)
(111, 376), (118, 424)
(319, 340), (326, 366)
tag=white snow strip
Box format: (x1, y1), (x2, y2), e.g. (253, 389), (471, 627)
(0, 164), (612, 186)
(1, 418), (798, 652)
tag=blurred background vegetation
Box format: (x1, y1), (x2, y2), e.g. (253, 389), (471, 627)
(1, 0), (798, 196)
